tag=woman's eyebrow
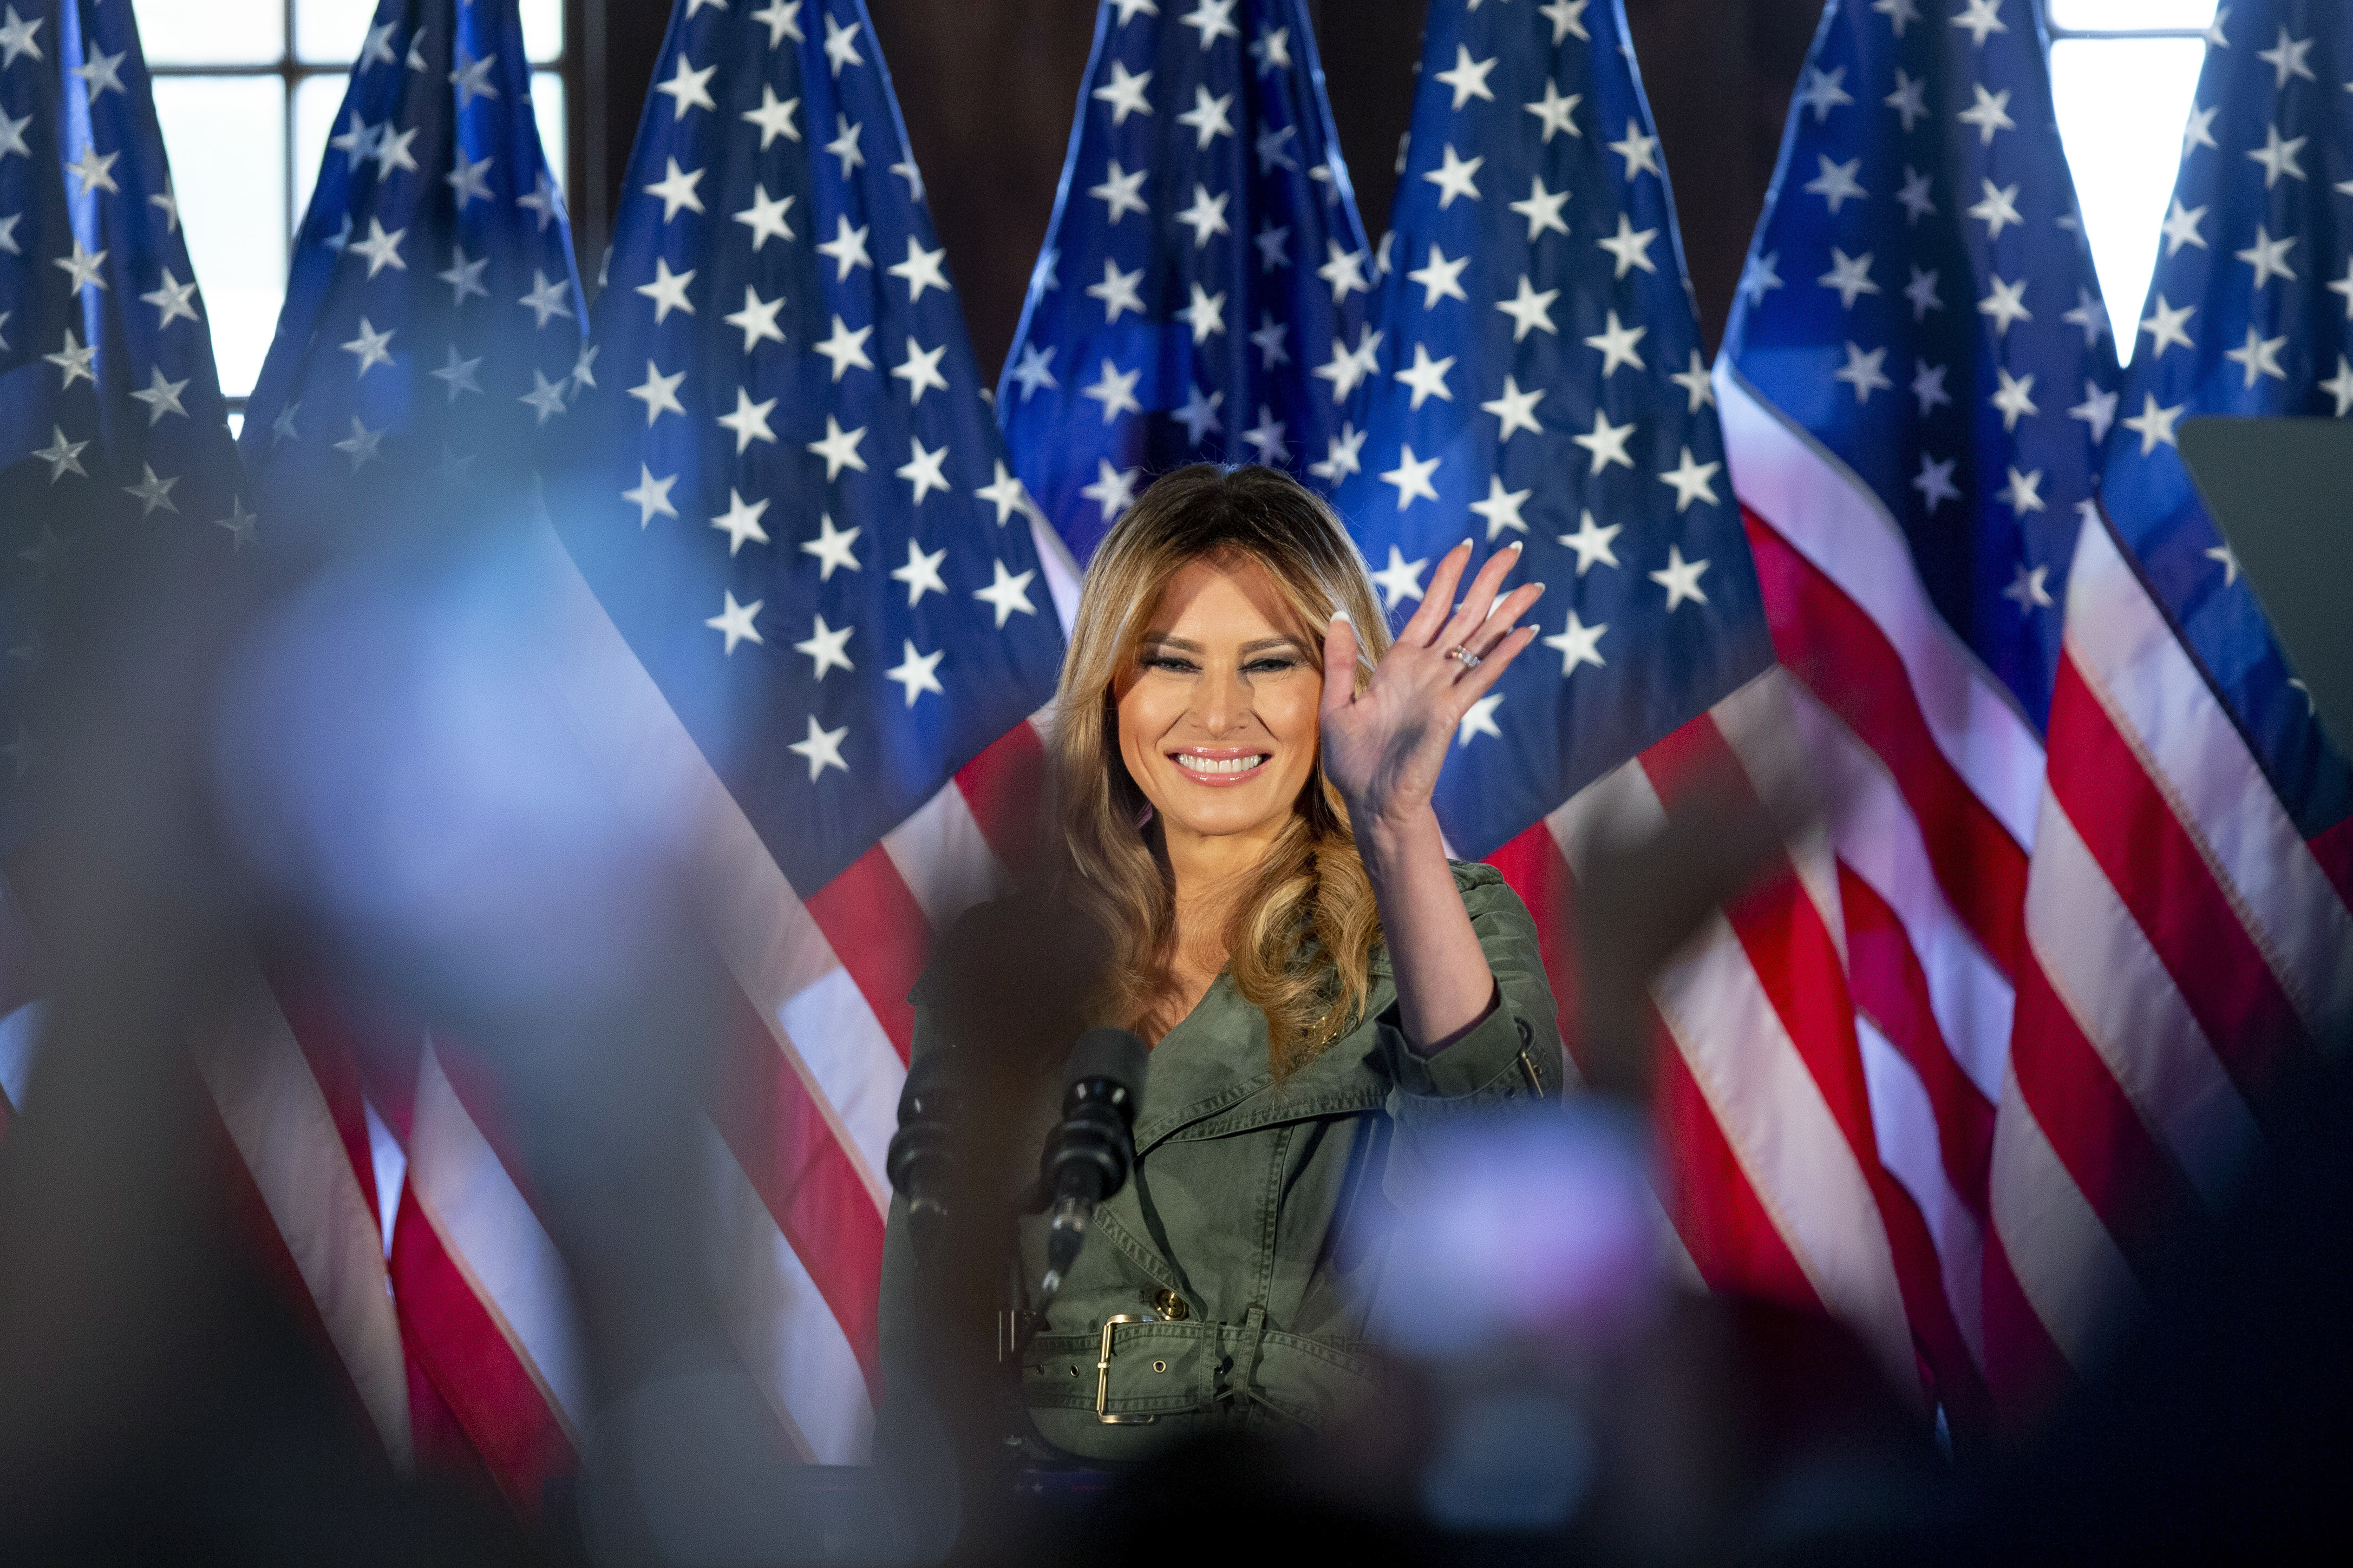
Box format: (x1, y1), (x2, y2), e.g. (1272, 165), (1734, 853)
(1135, 634), (1303, 654)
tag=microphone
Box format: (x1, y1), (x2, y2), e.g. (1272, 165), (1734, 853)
(885, 1048), (962, 1265)
(1037, 1027), (1149, 1304)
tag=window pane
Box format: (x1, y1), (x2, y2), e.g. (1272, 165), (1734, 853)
(2049, 0), (2218, 32)
(133, 0), (284, 65)
(2051, 38), (2209, 365)
(292, 74), (352, 235)
(295, 0), (380, 66)
(151, 75), (289, 400)
(534, 71), (567, 200)
(522, 0), (564, 63)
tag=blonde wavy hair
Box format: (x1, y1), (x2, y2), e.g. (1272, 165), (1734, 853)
(1049, 464), (1391, 1077)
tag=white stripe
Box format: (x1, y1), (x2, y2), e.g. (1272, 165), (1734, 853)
(2063, 520), (2353, 1041)
(1989, 1058), (2140, 1373)
(881, 779), (1010, 935)
(779, 968), (904, 1188)
(2025, 792), (2260, 1211)
(1030, 510), (1085, 635)
(194, 982), (411, 1466)
(410, 1044), (590, 1434)
(365, 1099), (406, 1260)
(1713, 670), (1847, 963)
(1716, 365), (2044, 849)
(1785, 681), (2015, 1104)
(0, 998), (41, 1110)
(1857, 1017), (1986, 1369)
(705, 1121), (875, 1465)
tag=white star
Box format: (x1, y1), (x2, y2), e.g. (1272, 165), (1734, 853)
(1657, 448), (1722, 512)
(813, 313), (874, 379)
(0, 6), (42, 68)
(1179, 0), (1239, 49)
(892, 336), (950, 403)
(1819, 247), (1879, 308)
(976, 462), (1035, 524)
(1649, 544), (1710, 610)
(1803, 154), (1867, 215)
(2122, 392), (2186, 455)
(520, 267), (574, 327)
(1872, 0), (1920, 32)
(1885, 68), (1928, 132)
(34, 427), (87, 483)
(1423, 142), (1485, 207)
(1407, 244), (1470, 308)
(517, 169), (563, 231)
(1573, 410), (1636, 474)
(1541, 0), (1591, 43)
(1996, 465), (2045, 515)
(1596, 213), (1659, 278)
(1525, 78), (1581, 142)
(1436, 45), (1498, 110)
(1904, 264), (1943, 320)
(1950, 0), (2006, 47)
(974, 560), (1040, 627)
(2063, 286), (2110, 345)
(2139, 293), (2195, 358)
(2201, 3), (2230, 45)
(1542, 609), (1607, 674)
(801, 513), (862, 578)
(122, 462), (178, 516)
(623, 465), (678, 526)
(1170, 383), (1224, 445)
(0, 107), (26, 162)
(789, 716), (849, 779)
(887, 236), (951, 303)
(50, 237), (105, 298)
(1482, 376), (1547, 442)
(2224, 325), (2290, 388)
(1508, 176), (1571, 241)
(1495, 273), (1560, 339)
(1608, 119), (1661, 179)
(897, 437), (952, 506)
(1108, 0), (1159, 25)
(1254, 127), (1299, 176)
(44, 329), (95, 389)
(741, 84), (800, 147)
(1968, 178), (2022, 239)
(140, 267), (200, 330)
(1241, 406), (1287, 464)
(826, 113), (865, 175)
(2160, 196), (2207, 256)
(2069, 380), (2119, 443)
(406, 27), (429, 72)
(733, 184), (796, 250)
(1249, 23), (1291, 73)
(886, 641), (946, 706)
(1469, 475), (1533, 541)
(371, 123), (419, 178)
(717, 386), (778, 453)
(1656, 352), (1710, 416)
(1834, 341), (1892, 403)
(710, 488), (772, 555)
(725, 286), (786, 353)
(645, 156), (707, 220)
(2248, 123), (2308, 188)
(338, 317), (396, 379)
(2257, 25), (2316, 88)
(1175, 183), (1231, 247)
(1550, 511), (1619, 577)
(2328, 260), (2353, 322)
(1379, 447), (1441, 511)
(1310, 423), (1367, 483)
(439, 245), (490, 306)
(1081, 459), (1140, 521)
(63, 143), (117, 196)
(816, 215), (872, 277)
(795, 615), (855, 680)
(892, 539), (949, 603)
(1370, 545), (1430, 608)
(1957, 83), (2015, 145)
(1177, 84), (1234, 147)
(270, 401), (300, 445)
(1083, 358), (1143, 422)
(1090, 160), (1149, 224)
(70, 45), (124, 101)
(1173, 281), (1227, 346)
(1583, 310), (1648, 377)
(127, 365), (189, 425)
(1739, 250), (1783, 305)
(1990, 366), (2038, 432)
(332, 417), (385, 473)
(1394, 342), (1456, 410)
(1009, 342), (1058, 400)
(572, 335), (604, 392)
(630, 360), (686, 424)
(213, 495), (259, 550)
(635, 255), (696, 323)
(1896, 165), (1936, 224)
(2206, 544), (2239, 587)
(447, 46), (499, 108)
(1316, 239), (1370, 302)
(1086, 258), (1146, 323)
(822, 11), (865, 74)
(1094, 60), (1153, 125)
(1977, 273), (2031, 337)
(1457, 696), (1505, 747)
(2001, 562), (2051, 613)
(807, 415), (868, 479)
(1913, 453), (1960, 512)
(2236, 225), (2297, 290)
(1798, 63), (1854, 122)
(2180, 100), (2219, 162)
(445, 148), (495, 208)
(1313, 326), (1383, 402)
(753, 0), (804, 45)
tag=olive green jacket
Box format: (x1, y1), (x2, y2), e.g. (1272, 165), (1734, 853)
(875, 862), (1568, 1465)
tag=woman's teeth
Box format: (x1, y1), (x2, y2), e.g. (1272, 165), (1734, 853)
(1175, 754), (1267, 775)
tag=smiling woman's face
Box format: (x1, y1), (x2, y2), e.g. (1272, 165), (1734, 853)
(1114, 554), (1323, 855)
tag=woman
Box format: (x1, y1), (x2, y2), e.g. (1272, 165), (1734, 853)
(879, 463), (1567, 1464)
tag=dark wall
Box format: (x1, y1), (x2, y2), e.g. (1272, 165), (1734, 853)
(574, 0), (1821, 379)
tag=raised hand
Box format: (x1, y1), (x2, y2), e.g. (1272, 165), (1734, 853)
(1319, 540), (1544, 835)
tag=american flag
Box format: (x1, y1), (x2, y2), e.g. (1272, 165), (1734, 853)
(2001, 0), (2353, 1406)
(549, 0), (1067, 1464)
(1335, 0), (1932, 1405)
(998, 0), (1374, 569)
(1718, 0), (2174, 1422)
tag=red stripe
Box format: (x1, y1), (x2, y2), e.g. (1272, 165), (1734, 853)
(405, 1344), (503, 1493)
(955, 718), (1052, 884)
(2007, 948), (2206, 1284)
(1840, 867), (1995, 1216)
(707, 988), (887, 1392)
(1485, 821), (1587, 1077)
(1744, 512), (2028, 974)
(1981, 1224), (2074, 1428)
(1872, 1153), (1992, 1431)
(2305, 813), (2353, 909)
(1654, 1033), (1824, 1313)
(802, 843), (930, 1064)
(393, 1184), (576, 1513)
(2045, 653), (2316, 1100)
(263, 962), (382, 1235)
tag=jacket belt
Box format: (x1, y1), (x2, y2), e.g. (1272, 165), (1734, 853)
(1017, 1314), (1380, 1431)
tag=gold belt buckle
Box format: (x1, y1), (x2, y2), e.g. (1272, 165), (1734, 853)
(1095, 1315), (1158, 1425)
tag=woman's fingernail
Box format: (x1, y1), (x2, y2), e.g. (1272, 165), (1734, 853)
(1530, 580), (1546, 595)
(1506, 540), (1525, 555)
(1330, 608), (1352, 626)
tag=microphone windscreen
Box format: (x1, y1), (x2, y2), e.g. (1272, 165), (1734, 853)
(1062, 1026), (1149, 1104)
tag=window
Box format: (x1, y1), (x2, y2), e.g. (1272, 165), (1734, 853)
(2044, 0), (2216, 365)
(133, 0), (573, 405)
